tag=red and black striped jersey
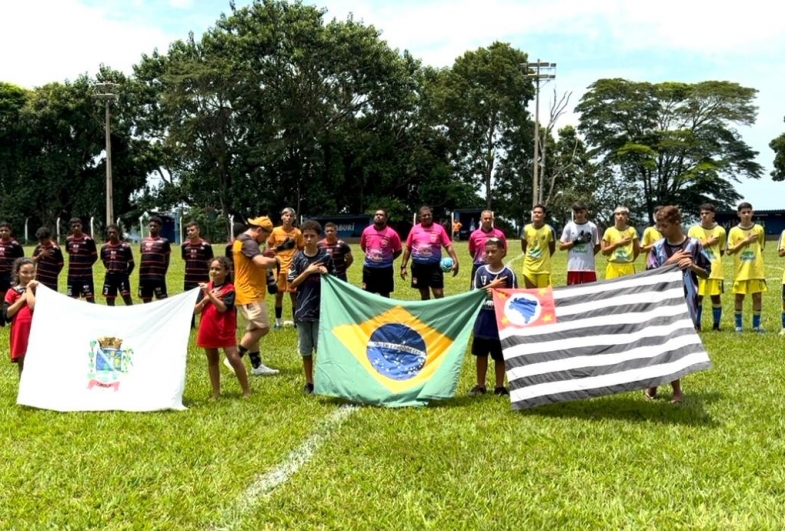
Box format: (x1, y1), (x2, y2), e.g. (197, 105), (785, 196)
(139, 236), (171, 280)
(317, 239), (352, 276)
(101, 241), (135, 275)
(181, 238), (214, 285)
(65, 234), (97, 280)
(32, 242), (64, 289)
(0, 238), (24, 274)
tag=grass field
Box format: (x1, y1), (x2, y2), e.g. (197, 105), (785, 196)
(1, 241), (784, 530)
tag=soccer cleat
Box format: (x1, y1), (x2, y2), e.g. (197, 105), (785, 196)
(734, 326), (743, 333)
(712, 324), (721, 331)
(223, 357), (236, 374)
(695, 325), (701, 332)
(251, 363), (280, 376)
(494, 386), (510, 396)
(753, 327), (765, 334)
(303, 383), (315, 395)
(468, 385), (487, 397)
(273, 322), (283, 330)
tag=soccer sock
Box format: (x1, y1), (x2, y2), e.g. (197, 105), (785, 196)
(735, 312), (742, 329)
(696, 305), (703, 326)
(752, 312), (761, 329)
(712, 306), (722, 327)
(238, 345), (248, 359)
(275, 306), (282, 325)
(249, 351), (261, 369)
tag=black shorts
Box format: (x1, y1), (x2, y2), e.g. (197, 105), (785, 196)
(363, 266), (394, 295)
(103, 273), (132, 298)
(471, 336), (504, 362)
(139, 278), (168, 300)
(411, 262), (443, 289)
(782, 283), (785, 301)
(0, 273), (11, 293)
(67, 277), (95, 299)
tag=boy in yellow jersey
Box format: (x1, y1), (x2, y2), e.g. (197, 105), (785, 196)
(268, 207), (305, 328)
(520, 204), (556, 288)
(687, 203), (727, 331)
(726, 202), (766, 333)
(778, 229), (785, 336)
(602, 206), (640, 279)
(640, 205), (663, 264)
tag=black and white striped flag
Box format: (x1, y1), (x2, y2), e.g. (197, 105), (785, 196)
(493, 265), (712, 409)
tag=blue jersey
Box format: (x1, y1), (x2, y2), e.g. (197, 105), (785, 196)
(473, 264), (518, 339)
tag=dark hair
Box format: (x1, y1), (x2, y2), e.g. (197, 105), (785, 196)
(737, 202), (753, 212)
(149, 216), (163, 226)
(374, 208), (388, 218)
(0, 221), (11, 230)
(485, 237), (504, 248)
(232, 222), (247, 238)
(533, 203), (547, 214)
(301, 219), (322, 235)
(12, 257), (35, 285)
(106, 223), (121, 235)
(35, 227), (51, 240)
(325, 222), (337, 230)
(656, 205), (682, 224)
(209, 256), (233, 284)
(699, 203), (716, 213)
(571, 201), (587, 211)
(418, 205), (432, 215)
(653, 205), (664, 214)
(186, 221), (199, 229)
(69, 217), (82, 225)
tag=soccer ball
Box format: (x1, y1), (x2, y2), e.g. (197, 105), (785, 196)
(440, 257), (454, 272)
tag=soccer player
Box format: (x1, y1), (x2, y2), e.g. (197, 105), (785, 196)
(726, 202), (766, 333)
(0, 221), (25, 305)
(688, 203), (727, 331)
(645, 206), (710, 403)
(468, 210), (506, 288)
(360, 209), (402, 298)
(602, 206), (640, 279)
(139, 216), (171, 303)
(65, 217), (98, 303)
(32, 227), (64, 291)
(233, 216), (280, 375)
(640, 205), (664, 264)
(520, 204), (556, 288)
(778, 229), (785, 336)
(268, 207), (304, 328)
(100, 224), (135, 306)
(318, 222), (353, 282)
(559, 201), (600, 285)
(182, 221), (214, 326)
(400, 205), (459, 300)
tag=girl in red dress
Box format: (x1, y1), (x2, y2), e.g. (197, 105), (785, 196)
(195, 256), (250, 398)
(2, 258), (38, 376)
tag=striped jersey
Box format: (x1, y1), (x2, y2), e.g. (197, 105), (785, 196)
(65, 234), (97, 280)
(317, 238), (351, 277)
(139, 236), (171, 280)
(32, 242), (64, 290)
(181, 238), (214, 286)
(0, 238), (24, 274)
(101, 241), (135, 275)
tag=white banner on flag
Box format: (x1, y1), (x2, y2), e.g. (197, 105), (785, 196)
(17, 285), (200, 412)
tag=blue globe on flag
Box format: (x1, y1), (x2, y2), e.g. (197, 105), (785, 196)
(504, 293), (542, 327)
(440, 257), (454, 272)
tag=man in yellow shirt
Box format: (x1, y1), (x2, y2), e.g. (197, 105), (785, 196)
(726, 202), (766, 333)
(602, 206), (640, 279)
(520, 204), (556, 288)
(640, 205), (663, 265)
(268, 207), (304, 329)
(687, 203), (727, 331)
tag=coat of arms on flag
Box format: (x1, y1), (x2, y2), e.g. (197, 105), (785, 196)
(87, 336), (134, 391)
(494, 266), (712, 409)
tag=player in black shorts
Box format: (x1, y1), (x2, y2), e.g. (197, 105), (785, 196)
(139, 216), (171, 303)
(0, 221), (25, 306)
(65, 218), (97, 302)
(182, 221), (213, 326)
(101, 224), (135, 306)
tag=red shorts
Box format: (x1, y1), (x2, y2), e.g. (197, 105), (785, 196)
(567, 271), (597, 285)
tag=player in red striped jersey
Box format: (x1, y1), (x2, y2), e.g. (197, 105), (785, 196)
(139, 216), (171, 303)
(0, 221), (25, 307)
(101, 224), (135, 306)
(65, 218), (97, 303)
(183, 221), (213, 327)
(32, 227), (64, 291)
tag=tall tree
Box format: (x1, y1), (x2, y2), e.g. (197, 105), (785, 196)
(770, 118), (785, 182)
(576, 79), (762, 219)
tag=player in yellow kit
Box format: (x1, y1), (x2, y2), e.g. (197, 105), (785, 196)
(267, 207), (304, 329)
(520, 204), (556, 288)
(640, 205), (663, 265)
(602, 206), (640, 279)
(726, 202), (766, 333)
(688, 203), (727, 331)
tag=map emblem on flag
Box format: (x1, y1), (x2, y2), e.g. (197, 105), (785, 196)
(87, 336), (134, 391)
(494, 288), (557, 329)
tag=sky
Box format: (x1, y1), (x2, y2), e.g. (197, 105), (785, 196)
(2, 0), (784, 209)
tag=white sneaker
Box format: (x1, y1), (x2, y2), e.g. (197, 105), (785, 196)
(252, 363), (280, 376)
(779, 329), (785, 336)
(223, 357), (236, 374)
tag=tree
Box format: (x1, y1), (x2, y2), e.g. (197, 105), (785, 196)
(770, 118), (785, 181)
(576, 79), (763, 219)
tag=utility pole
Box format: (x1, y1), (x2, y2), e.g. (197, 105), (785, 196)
(94, 82), (119, 226)
(523, 60), (556, 208)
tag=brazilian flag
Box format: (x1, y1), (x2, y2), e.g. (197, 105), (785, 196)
(315, 276), (485, 407)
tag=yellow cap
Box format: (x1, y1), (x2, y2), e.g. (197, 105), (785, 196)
(247, 216), (273, 231)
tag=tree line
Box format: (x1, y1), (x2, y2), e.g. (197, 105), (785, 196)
(0, 0), (776, 241)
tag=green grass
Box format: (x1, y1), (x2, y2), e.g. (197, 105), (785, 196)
(1, 242), (784, 530)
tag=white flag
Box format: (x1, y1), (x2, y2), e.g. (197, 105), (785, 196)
(17, 285), (200, 412)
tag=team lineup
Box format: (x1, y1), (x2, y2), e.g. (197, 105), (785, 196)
(2, 201), (785, 399)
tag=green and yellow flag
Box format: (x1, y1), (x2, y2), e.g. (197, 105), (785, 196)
(315, 276), (485, 407)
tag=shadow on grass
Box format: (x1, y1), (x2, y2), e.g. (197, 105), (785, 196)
(517, 390), (723, 427)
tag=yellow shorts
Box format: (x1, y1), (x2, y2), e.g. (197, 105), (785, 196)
(523, 272), (552, 288)
(238, 300), (270, 331)
(698, 278), (724, 297)
(732, 279), (767, 295)
(276, 272), (294, 293)
(605, 263), (636, 279)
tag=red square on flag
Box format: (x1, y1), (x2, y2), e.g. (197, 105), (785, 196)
(493, 288), (557, 331)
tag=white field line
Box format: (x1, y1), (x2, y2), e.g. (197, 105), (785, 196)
(208, 405), (357, 531)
